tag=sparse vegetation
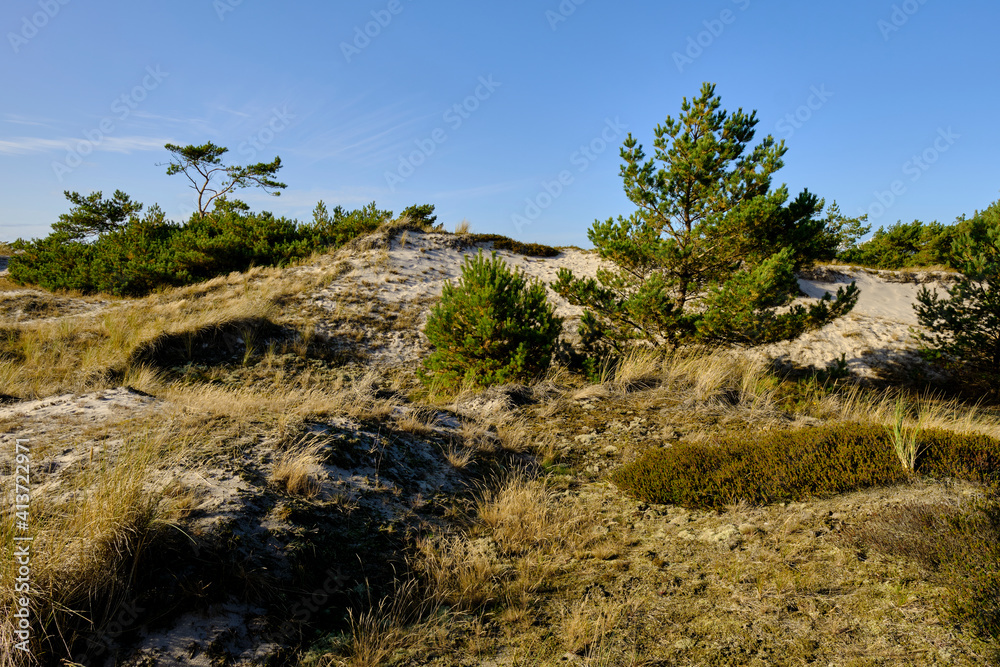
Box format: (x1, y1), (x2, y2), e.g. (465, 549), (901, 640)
(6, 117), (1000, 666)
(848, 496), (1000, 655)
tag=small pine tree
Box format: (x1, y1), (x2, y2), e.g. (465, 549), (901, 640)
(553, 82), (859, 354)
(914, 200), (1000, 392)
(422, 251), (562, 390)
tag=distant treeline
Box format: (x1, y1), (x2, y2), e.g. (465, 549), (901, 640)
(7, 194), (433, 297)
(837, 203), (1000, 270)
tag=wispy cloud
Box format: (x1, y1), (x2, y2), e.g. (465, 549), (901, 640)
(209, 104), (253, 119)
(3, 114), (60, 128)
(302, 97), (439, 167)
(0, 136), (172, 156)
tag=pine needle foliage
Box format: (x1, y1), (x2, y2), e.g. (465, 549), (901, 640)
(553, 82), (859, 354)
(421, 251), (562, 390)
(914, 199), (1000, 393)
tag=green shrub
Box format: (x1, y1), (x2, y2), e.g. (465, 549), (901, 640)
(467, 233), (560, 258)
(839, 220), (954, 269)
(612, 422), (1000, 509)
(421, 251), (562, 390)
(300, 200), (393, 249)
(399, 203), (438, 228)
(171, 199), (306, 281)
(552, 83), (859, 353)
(10, 193), (394, 297)
(90, 206), (182, 295)
(9, 234), (94, 293)
(838, 211), (997, 270)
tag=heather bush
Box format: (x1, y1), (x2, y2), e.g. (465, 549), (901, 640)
(467, 233), (561, 258)
(613, 422), (1000, 509)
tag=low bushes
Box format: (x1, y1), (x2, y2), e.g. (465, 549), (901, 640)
(466, 233), (561, 258)
(837, 204), (998, 270)
(612, 422), (1000, 509)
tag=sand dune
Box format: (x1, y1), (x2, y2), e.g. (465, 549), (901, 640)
(316, 232), (953, 378)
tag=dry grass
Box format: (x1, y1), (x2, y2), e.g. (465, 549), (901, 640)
(0, 427), (185, 663)
(161, 368), (398, 428)
(442, 442), (473, 469)
(831, 386), (1000, 439)
(392, 408), (437, 437)
(0, 261), (333, 399)
(320, 578), (438, 667)
(271, 442), (324, 498)
(414, 535), (503, 611)
(475, 473), (584, 557)
(559, 594), (629, 657)
(458, 419), (496, 452)
(454, 219), (471, 235)
(562, 348), (782, 432)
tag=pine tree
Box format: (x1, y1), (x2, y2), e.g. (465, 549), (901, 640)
(553, 82), (858, 354)
(422, 251), (562, 390)
(914, 200), (1000, 392)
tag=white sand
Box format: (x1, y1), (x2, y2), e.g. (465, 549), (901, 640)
(762, 266), (954, 376)
(0, 387), (159, 423)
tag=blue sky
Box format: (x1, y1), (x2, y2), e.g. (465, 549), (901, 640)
(1, 0), (997, 246)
